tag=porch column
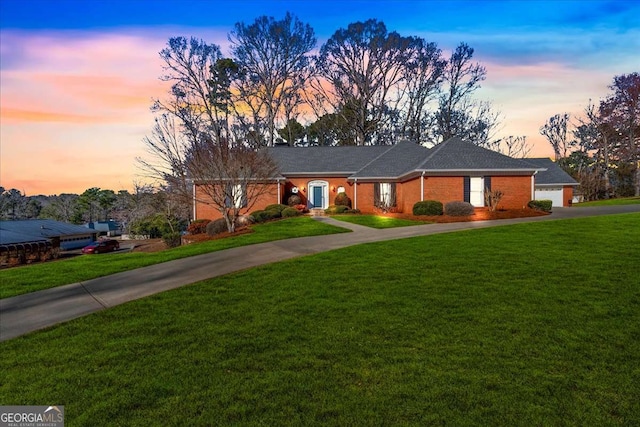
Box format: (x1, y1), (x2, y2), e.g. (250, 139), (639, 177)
(277, 179), (281, 204)
(353, 179), (358, 210)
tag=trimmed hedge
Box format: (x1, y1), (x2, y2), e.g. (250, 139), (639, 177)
(282, 207), (302, 218)
(413, 200), (443, 216)
(444, 201), (475, 216)
(528, 199), (553, 212)
(265, 204), (288, 214)
(206, 218), (229, 236)
(325, 205), (350, 214)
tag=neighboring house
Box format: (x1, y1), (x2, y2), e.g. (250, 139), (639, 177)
(194, 137), (546, 220)
(0, 219), (99, 266)
(525, 158), (579, 207)
(86, 220), (123, 237)
(0, 219), (98, 251)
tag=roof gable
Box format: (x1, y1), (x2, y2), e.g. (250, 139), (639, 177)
(350, 140), (431, 179)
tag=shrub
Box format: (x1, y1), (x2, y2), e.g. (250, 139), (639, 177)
(413, 200), (443, 216)
(334, 192), (351, 207)
(444, 201), (475, 216)
(528, 199), (553, 212)
(294, 204), (309, 213)
(484, 188), (505, 212)
(187, 219), (211, 235)
(287, 194), (302, 206)
(282, 207), (301, 217)
(250, 210), (269, 223)
(206, 218), (229, 235)
(265, 204), (288, 214)
(325, 205), (350, 214)
(162, 232), (182, 248)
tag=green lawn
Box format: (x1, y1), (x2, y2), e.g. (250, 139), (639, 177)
(2, 214), (639, 425)
(576, 196), (640, 206)
(332, 214), (429, 228)
(0, 217), (349, 298)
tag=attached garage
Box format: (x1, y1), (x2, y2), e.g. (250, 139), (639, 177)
(526, 158), (579, 207)
(535, 186), (565, 207)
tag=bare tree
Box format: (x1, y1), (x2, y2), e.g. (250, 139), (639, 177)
(397, 39), (446, 144)
(230, 12), (316, 147)
(497, 135), (532, 158)
(188, 140), (279, 232)
(137, 114), (193, 220)
(314, 19), (417, 145)
(540, 113), (572, 161)
(431, 43), (492, 145)
(600, 72), (640, 195)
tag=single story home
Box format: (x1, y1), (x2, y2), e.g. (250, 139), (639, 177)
(524, 158), (579, 207)
(194, 137), (572, 220)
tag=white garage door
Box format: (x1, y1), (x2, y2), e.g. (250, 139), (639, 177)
(535, 187), (564, 207)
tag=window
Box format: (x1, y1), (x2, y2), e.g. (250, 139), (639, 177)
(374, 182), (396, 210)
(225, 183), (247, 208)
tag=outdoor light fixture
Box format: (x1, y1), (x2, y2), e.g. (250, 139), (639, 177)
(331, 186), (336, 192)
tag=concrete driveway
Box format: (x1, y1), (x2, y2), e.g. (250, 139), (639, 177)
(1, 205), (638, 341)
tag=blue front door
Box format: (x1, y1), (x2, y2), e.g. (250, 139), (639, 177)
(313, 186), (323, 208)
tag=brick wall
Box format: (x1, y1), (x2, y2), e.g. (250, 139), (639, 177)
(491, 176), (533, 209)
(423, 176), (464, 204)
(194, 183), (281, 220)
(563, 186), (574, 207)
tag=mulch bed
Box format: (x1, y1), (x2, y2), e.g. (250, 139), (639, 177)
(380, 208), (549, 223)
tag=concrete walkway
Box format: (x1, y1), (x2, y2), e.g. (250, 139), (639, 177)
(2, 205), (638, 341)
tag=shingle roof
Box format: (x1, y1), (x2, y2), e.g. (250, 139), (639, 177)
(418, 137), (536, 171)
(267, 137), (539, 180)
(267, 145), (390, 175)
(524, 158), (579, 186)
(351, 140), (431, 179)
(0, 219), (95, 245)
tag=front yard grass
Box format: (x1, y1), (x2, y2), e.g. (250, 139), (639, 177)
(0, 217), (349, 298)
(332, 214), (428, 228)
(2, 214), (639, 425)
(576, 196), (640, 206)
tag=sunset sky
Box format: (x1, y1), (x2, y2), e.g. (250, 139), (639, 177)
(1, 0), (638, 195)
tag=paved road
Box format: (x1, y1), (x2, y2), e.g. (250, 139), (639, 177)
(1, 205), (638, 341)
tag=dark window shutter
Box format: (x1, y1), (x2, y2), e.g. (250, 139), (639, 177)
(484, 176), (491, 192)
(224, 183), (232, 208)
(241, 184), (248, 208)
(374, 182), (380, 207)
(390, 183), (397, 207)
(463, 177), (470, 203)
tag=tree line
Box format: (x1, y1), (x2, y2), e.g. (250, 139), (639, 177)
(539, 72), (640, 199)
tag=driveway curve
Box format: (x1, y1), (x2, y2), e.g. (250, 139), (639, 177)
(2, 205), (639, 341)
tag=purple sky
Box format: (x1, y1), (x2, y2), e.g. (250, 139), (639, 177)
(1, 0), (638, 195)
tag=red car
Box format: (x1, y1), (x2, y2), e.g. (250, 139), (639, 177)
(81, 239), (120, 254)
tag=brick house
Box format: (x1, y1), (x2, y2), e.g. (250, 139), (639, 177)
(194, 137), (546, 220)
